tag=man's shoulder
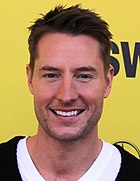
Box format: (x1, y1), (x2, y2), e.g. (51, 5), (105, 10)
(0, 136), (25, 180)
(114, 144), (140, 180)
(114, 144), (140, 164)
(0, 136), (25, 153)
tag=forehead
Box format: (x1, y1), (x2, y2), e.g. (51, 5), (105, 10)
(36, 33), (103, 69)
(37, 33), (100, 54)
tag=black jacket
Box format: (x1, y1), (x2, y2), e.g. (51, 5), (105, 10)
(0, 136), (140, 181)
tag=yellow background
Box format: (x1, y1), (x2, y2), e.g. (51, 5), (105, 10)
(0, 1), (139, 155)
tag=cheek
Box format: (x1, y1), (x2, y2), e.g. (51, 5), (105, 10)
(79, 84), (105, 99)
(33, 83), (58, 104)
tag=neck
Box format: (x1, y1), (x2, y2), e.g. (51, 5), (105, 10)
(27, 127), (102, 181)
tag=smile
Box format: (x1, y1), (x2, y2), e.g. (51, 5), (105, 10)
(50, 109), (84, 117)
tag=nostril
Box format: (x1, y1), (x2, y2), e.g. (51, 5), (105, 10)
(56, 83), (78, 102)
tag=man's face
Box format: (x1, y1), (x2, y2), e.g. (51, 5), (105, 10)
(27, 33), (113, 141)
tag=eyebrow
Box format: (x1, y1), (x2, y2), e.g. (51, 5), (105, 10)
(39, 66), (60, 72)
(39, 65), (97, 73)
(76, 66), (97, 73)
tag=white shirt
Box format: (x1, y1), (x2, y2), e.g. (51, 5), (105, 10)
(17, 137), (121, 181)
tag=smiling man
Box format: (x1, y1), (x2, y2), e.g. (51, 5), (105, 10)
(27, 33), (111, 143)
(0, 5), (140, 181)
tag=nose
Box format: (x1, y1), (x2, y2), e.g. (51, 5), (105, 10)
(56, 79), (79, 103)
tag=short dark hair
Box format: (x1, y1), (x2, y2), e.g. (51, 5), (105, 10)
(28, 5), (112, 73)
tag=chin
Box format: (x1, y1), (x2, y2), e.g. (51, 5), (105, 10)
(46, 128), (91, 142)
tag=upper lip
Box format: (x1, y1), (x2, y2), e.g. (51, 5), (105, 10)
(50, 108), (85, 112)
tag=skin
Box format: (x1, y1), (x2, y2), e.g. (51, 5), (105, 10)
(26, 33), (114, 181)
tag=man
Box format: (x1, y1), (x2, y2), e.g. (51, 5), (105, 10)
(0, 5), (140, 181)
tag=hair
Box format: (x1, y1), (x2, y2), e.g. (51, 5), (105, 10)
(28, 4), (112, 73)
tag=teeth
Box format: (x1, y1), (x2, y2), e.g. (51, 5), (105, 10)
(56, 110), (78, 117)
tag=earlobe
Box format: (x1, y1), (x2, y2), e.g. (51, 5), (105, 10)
(104, 65), (114, 98)
(26, 64), (34, 95)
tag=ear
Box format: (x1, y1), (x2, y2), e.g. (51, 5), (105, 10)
(104, 65), (114, 98)
(26, 64), (34, 95)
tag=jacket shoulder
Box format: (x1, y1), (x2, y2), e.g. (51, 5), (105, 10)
(0, 136), (25, 181)
(114, 144), (140, 181)
(0, 136), (24, 152)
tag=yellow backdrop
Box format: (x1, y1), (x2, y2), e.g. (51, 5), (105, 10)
(0, 0), (139, 155)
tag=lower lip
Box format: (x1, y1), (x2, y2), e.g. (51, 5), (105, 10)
(56, 114), (78, 119)
(54, 112), (82, 122)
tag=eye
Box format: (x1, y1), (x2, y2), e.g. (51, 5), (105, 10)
(43, 73), (57, 78)
(42, 73), (60, 81)
(76, 74), (93, 82)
